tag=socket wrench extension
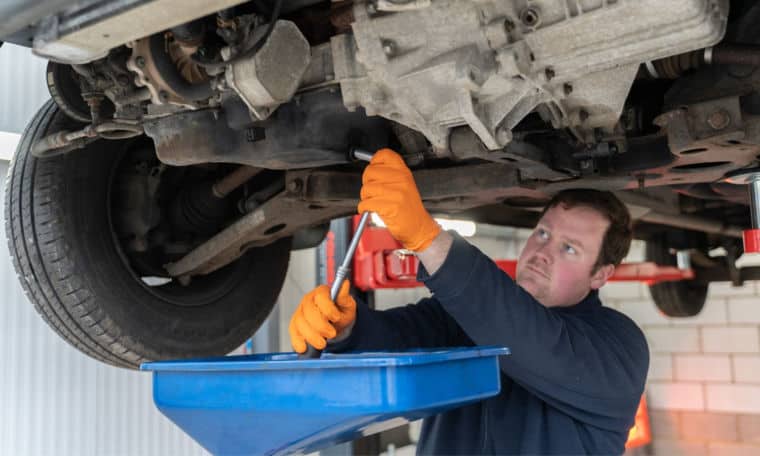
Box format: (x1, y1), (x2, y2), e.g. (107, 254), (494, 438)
(299, 149), (373, 359)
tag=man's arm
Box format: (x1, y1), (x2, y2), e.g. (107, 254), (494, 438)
(289, 277), (469, 354)
(355, 147), (647, 428)
(328, 296), (472, 353)
(416, 230), (453, 276)
(329, 230), (455, 350)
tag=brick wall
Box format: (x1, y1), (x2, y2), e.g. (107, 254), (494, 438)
(604, 241), (760, 456)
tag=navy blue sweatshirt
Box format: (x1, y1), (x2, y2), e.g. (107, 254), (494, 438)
(329, 233), (649, 455)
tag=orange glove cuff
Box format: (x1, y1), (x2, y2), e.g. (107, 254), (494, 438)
(405, 216), (441, 251)
(358, 148), (441, 252)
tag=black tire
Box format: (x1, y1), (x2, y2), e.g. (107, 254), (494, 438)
(645, 234), (708, 317)
(5, 100), (291, 369)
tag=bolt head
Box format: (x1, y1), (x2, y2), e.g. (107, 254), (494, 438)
(520, 8), (541, 27)
(288, 179), (303, 193)
(707, 109), (731, 130)
(382, 41), (396, 57)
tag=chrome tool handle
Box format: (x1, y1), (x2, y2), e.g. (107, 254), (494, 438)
(329, 211), (370, 301)
(299, 149), (373, 359)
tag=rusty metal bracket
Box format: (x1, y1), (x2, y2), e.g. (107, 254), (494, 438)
(651, 97), (760, 185)
(165, 190), (352, 278)
(166, 162), (531, 278)
(295, 162), (530, 211)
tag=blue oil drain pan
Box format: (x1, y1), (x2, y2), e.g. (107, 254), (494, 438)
(141, 346), (509, 455)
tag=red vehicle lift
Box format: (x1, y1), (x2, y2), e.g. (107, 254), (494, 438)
(348, 216), (658, 449)
(351, 216), (694, 292)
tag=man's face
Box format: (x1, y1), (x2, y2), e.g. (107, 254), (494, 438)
(515, 204), (615, 307)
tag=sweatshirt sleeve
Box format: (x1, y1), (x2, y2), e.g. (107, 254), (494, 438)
(327, 295), (473, 353)
(420, 233), (649, 430)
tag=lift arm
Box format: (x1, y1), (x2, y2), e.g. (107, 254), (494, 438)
(351, 219), (695, 291)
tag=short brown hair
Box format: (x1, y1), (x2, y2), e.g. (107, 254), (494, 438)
(539, 189), (632, 272)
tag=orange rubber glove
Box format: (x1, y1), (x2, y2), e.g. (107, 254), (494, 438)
(358, 148), (441, 251)
(289, 280), (356, 353)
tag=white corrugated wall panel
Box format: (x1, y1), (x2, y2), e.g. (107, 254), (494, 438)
(94, 364), (209, 456)
(0, 162), (210, 453)
(0, 43), (306, 455)
(0, 43), (49, 134)
(0, 43), (210, 455)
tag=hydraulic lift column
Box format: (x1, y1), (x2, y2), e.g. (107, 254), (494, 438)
(725, 169), (760, 254)
(747, 176), (760, 253)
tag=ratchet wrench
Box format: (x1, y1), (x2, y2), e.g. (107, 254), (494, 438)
(299, 148), (373, 359)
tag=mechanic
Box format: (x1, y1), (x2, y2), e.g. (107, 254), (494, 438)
(289, 148), (650, 455)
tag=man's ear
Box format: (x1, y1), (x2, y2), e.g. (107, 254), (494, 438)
(590, 264), (615, 290)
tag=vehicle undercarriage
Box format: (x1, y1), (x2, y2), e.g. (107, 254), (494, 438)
(2, 0), (760, 366)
